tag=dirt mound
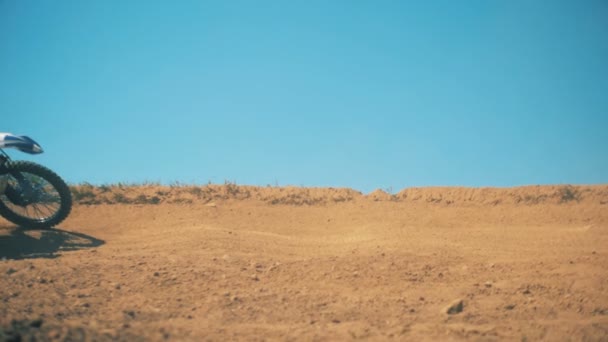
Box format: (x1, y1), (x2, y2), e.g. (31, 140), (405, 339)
(70, 184), (608, 206)
(256, 186), (361, 205)
(396, 185), (608, 205)
(70, 183), (362, 206)
(366, 189), (395, 201)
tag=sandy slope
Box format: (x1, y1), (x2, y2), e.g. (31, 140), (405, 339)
(1, 185), (608, 341)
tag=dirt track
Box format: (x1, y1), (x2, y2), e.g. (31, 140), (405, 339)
(1, 185), (608, 341)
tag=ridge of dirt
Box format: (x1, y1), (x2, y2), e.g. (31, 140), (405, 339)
(397, 185), (608, 205)
(367, 189), (395, 201)
(70, 184), (608, 206)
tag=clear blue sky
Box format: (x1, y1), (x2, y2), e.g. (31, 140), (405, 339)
(1, 1), (607, 192)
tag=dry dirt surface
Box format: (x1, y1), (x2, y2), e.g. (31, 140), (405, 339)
(1, 185), (608, 341)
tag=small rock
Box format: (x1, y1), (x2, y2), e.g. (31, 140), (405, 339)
(251, 274), (259, 281)
(115, 283), (122, 290)
(444, 299), (464, 315)
(153, 272), (160, 277)
(504, 304), (516, 310)
(332, 319), (341, 324)
(484, 281), (493, 288)
(6, 268), (17, 275)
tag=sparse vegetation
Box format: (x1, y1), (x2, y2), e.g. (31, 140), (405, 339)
(170, 198), (193, 204)
(112, 193), (131, 204)
(522, 194), (547, 204)
(558, 185), (580, 203)
(98, 184), (111, 193)
(71, 187), (96, 202)
(70, 183), (96, 202)
(224, 180), (238, 195)
(134, 194), (161, 205)
(188, 187), (203, 197)
(223, 180), (252, 199)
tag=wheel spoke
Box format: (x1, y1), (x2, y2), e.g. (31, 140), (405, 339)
(38, 201), (59, 214)
(32, 204), (46, 219)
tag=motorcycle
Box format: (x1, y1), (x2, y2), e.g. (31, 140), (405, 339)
(0, 133), (72, 229)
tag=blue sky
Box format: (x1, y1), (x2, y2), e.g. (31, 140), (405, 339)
(1, 1), (607, 192)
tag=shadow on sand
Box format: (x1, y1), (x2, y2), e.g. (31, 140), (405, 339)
(0, 227), (105, 260)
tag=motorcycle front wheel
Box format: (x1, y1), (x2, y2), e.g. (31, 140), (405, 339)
(0, 161), (72, 229)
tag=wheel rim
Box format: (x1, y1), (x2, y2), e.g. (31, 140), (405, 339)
(0, 172), (62, 222)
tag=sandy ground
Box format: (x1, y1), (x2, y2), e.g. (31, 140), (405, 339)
(1, 185), (608, 341)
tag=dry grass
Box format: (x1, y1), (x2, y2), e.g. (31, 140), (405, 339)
(558, 185), (580, 203)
